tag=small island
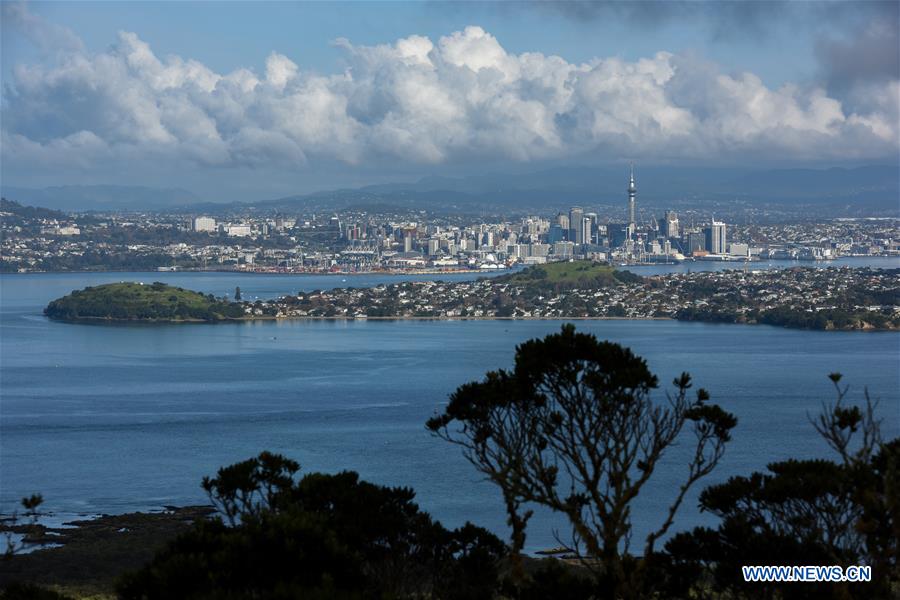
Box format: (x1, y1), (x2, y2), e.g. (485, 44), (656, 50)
(44, 282), (255, 322)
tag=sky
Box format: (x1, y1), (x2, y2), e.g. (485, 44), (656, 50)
(2, 1), (899, 201)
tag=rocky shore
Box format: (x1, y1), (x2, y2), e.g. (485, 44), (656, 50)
(0, 506), (215, 597)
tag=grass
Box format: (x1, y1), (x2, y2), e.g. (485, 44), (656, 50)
(44, 282), (245, 322)
(495, 261), (641, 290)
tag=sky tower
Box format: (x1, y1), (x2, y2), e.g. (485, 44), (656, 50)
(627, 163), (636, 232)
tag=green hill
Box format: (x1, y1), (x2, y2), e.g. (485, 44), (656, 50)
(44, 282), (247, 322)
(493, 261), (641, 292)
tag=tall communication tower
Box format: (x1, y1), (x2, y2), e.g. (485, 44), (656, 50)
(627, 163), (636, 236)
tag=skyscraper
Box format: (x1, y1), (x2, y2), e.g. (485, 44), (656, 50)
(569, 207), (584, 244)
(585, 212), (598, 244)
(704, 218), (727, 254)
(663, 211), (679, 238)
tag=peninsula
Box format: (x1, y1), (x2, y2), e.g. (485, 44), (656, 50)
(44, 263), (900, 330)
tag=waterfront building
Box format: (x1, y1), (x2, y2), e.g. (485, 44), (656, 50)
(686, 231), (706, 254)
(705, 219), (727, 254)
(663, 211), (679, 238)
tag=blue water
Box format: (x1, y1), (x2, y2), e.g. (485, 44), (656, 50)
(1, 270), (898, 554)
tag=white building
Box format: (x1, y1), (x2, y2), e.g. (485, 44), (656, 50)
(226, 224), (252, 237)
(193, 216), (217, 232)
(705, 220), (727, 254)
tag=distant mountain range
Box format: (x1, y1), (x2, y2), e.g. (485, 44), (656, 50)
(2, 165), (897, 213)
(0, 185), (201, 212)
(255, 165), (900, 214)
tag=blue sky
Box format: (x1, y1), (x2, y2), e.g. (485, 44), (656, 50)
(2, 1), (898, 200)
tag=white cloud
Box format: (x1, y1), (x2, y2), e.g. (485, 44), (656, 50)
(2, 25), (898, 172)
(264, 53), (298, 91)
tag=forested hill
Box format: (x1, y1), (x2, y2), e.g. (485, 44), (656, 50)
(491, 261), (642, 292)
(44, 282), (248, 322)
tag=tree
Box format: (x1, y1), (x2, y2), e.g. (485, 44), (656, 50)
(234, 286), (242, 301)
(664, 374), (899, 599)
(119, 452), (506, 599)
(427, 324), (736, 596)
(3, 494), (43, 558)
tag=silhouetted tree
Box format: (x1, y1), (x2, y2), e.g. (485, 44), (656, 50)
(427, 324), (736, 596)
(3, 494), (43, 558)
(665, 374), (899, 599)
(234, 286), (242, 301)
(118, 452), (506, 599)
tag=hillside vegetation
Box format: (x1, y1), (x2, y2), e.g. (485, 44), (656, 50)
(44, 282), (246, 322)
(493, 260), (641, 292)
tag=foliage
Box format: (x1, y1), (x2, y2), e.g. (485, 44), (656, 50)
(427, 324), (736, 597)
(664, 374), (899, 599)
(43, 282), (247, 322)
(756, 306), (900, 330)
(492, 261), (641, 293)
(3, 495), (44, 558)
(118, 452), (506, 599)
(0, 198), (69, 223)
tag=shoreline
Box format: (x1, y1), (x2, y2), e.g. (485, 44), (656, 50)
(45, 314), (898, 331)
(0, 506), (215, 596)
(4, 255), (900, 277)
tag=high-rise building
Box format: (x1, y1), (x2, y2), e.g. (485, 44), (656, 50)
(686, 231), (706, 254)
(547, 224), (566, 243)
(585, 212), (598, 244)
(580, 217), (592, 248)
(610, 224), (629, 248)
(663, 211), (679, 238)
(704, 219), (727, 254)
(569, 207), (584, 244)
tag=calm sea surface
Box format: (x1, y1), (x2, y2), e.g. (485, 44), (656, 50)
(1, 260), (898, 553)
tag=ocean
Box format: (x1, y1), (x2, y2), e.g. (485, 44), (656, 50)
(1, 262), (898, 553)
